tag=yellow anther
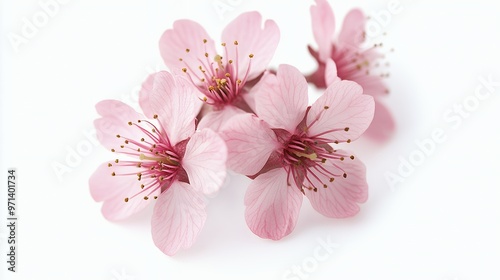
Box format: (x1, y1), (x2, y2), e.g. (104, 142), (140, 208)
(293, 151), (318, 160)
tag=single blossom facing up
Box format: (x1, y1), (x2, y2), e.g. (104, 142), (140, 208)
(221, 64), (374, 240)
(89, 71), (227, 255)
(307, 0), (395, 141)
(159, 11), (280, 131)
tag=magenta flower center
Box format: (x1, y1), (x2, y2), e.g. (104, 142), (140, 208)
(276, 108), (356, 194)
(108, 115), (187, 202)
(179, 40), (254, 109)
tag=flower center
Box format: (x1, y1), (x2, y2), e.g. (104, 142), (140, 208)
(107, 115), (185, 202)
(282, 133), (355, 194)
(277, 104), (358, 194)
(179, 39), (254, 109)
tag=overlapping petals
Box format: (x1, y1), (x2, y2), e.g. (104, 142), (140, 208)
(308, 0), (395, 141)
(159, 11), (280, 131)
(222, 64), (374, 240)
(90, 71), (227, 255)
(91, 2), (395, 253)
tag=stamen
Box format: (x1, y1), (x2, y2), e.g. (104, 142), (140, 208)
(293, 151), (318, 160)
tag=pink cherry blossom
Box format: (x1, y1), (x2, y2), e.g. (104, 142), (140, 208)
(221, 64), (374, 240)
(159, 11), (280, 131)
(307, 0), (395, 141)
(89, 71), (227, 255)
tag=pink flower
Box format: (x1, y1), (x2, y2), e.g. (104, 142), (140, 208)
(221, 65), (374, 240)
(159, 11), (280, 131)
(307, 0), (395, 141)
(89, 71), (227, 255)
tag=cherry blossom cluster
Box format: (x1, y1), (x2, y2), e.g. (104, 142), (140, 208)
(89, 0), (394, 255)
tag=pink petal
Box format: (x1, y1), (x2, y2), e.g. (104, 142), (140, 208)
(338, 9), (366, 49)
(349, 72), (388, 97)
(151, 181), (207, 256)
(138, 73), (157, 119)
(182, 128), (227, 195)
(306, 80), (374, 142)
(305, 46), (327, 88)
(197, 105), (246, 132)
(221, 11), (280, 81)
(243, 71), (269, 113)
(89, 162), (140, 202)
(325, 58), (341, 86)
(159, 20), (217, 77)
(149, 71), (199, 145)
(363, 99), (396, 142)
(255, 64), (308, 133)
(101, 184), (159, 221)
(245, 168), (303, 240)
(220, 113), (279, 176)
(90, 162), (159, 221)
(310, 0), (335, 62)
(304, 153), (368, 218)
(94, 100), (144, 151)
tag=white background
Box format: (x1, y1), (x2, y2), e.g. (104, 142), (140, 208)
(1, 0), (500, 279)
